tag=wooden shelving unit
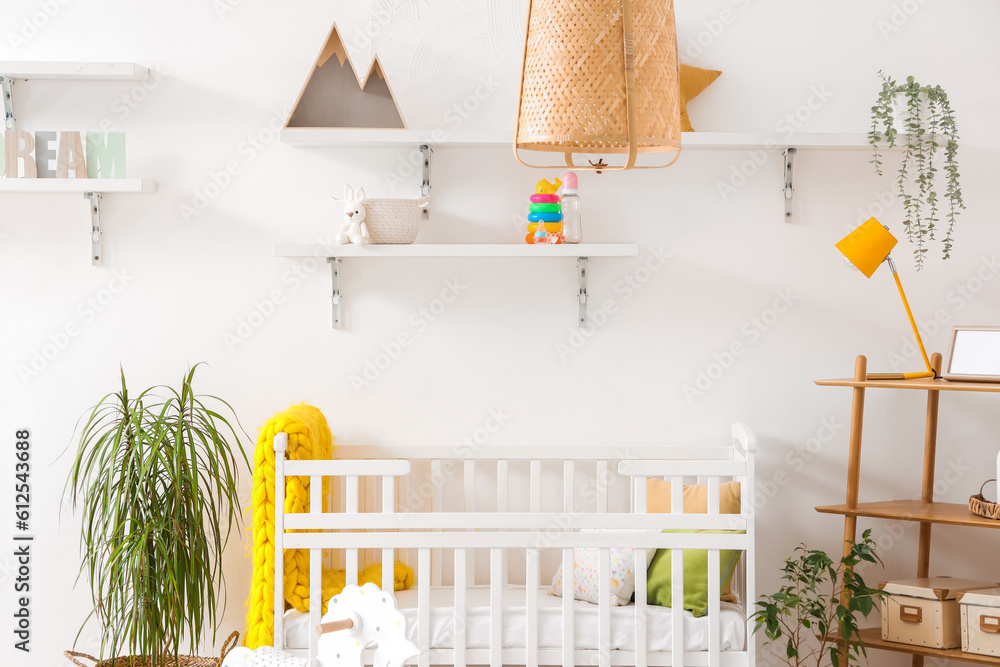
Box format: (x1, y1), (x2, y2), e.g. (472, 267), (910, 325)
(825, 628), (1000, 666)
(816, 353), (1000, 667)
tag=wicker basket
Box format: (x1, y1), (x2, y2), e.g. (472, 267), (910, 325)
(970, 480), (1000, 520)
(514, 0), (681, 169)
(344, 195), (430, 244)
(64, 631), (239, 667)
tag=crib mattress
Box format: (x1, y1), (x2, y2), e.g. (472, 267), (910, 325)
(284, 586), (745, 652)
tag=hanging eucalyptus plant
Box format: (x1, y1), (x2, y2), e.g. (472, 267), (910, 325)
(869, 71), (964, 269)
(66, 365), (249, 666)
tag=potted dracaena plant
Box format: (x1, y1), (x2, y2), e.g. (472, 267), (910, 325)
(869, 71), (964, 269)
(65, 365), (249, 667)
(751, 529), (885, 667)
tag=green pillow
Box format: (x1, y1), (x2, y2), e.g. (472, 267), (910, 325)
(645, 529), (743, 617)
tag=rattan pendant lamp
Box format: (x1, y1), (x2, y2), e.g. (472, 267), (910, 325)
(514, 0), (682, 171)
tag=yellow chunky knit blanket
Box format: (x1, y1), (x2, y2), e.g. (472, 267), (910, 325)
(244, 404), (414, 649)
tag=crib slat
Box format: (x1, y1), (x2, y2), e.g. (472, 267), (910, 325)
(454, 548), (467, 667)
(708, 548), (721, 667)
(562, 547), (574, 667)
(497, 460), (509, 586)
(526, 548), (539, 667)
(563, 460), (574, 513)
(671, 476), (684, 514)
(418, 547), (430, 667)
(464, 459), (476, 512)
(530, 460), (541, 513)
(672, 548), (685, 667)
(346, 475), (359, 586)
(273, 433), (287, 650)
(497, 459), (508, 512)
(635, 473), (647, 513)
(599, 547), (611, 667)
(310, 475), (322, 513)
(431, 459), (443, 587)
(596, 460), (608, 513)
(383, 475), (395, 592)
(635, 547), (648, 667)
(366, 475), (376, 569)
(490, 548), (502, 667)
(708, 476), (720, 516)
(309, 547), (321, 661)
(465, 459), (476, 587)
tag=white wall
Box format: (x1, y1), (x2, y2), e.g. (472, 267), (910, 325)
(3, 1), (1000, 665)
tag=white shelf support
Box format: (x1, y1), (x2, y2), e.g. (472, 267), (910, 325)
(328, 257), (342, 329)
(85, 192), (103, 265)
(578, 257), (589, 327)
(1, 75), (14, 130)
(420, 144), (432, 219)
(783, 147), (797, 223)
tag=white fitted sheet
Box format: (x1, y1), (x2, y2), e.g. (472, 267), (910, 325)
(284, 586), (745, 652)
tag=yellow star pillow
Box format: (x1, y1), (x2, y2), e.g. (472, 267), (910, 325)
(680, 63), (722, 132)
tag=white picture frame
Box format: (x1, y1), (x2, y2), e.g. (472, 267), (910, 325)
(944, 326), (1000, 383)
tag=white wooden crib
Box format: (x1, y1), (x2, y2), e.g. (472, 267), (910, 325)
(272, 423), (757, 667)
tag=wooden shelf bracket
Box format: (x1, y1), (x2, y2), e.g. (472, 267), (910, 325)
(1, 75), (14, 130)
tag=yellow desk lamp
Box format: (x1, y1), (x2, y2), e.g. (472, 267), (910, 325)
(836, 218), (937, 380)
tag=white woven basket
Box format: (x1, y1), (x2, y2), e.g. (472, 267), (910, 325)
(351, 195), (431, 244)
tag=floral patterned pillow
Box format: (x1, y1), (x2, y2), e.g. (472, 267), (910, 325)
(548, 529), (659, 606)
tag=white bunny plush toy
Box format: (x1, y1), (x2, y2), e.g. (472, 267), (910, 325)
(334, 185), (370, 246)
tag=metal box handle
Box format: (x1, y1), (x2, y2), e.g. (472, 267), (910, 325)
(900, 605), (923, 623)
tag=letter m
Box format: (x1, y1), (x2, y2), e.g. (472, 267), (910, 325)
(86, 132), (126, 178)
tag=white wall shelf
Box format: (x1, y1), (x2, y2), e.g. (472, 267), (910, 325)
(0, 61), (150, 80)
(280, 131), (898, 224)
(274, 243), (639, 328)
(0, 178), (157, 194)
(280, 129), (890, 150)
(1, 179), (157, 265)
(0, 60), (154, 266)
(274, 243), (637, 258)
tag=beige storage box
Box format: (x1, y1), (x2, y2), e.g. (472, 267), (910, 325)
(880, 577), (1000, 649)
(958, 587), (1000, 656)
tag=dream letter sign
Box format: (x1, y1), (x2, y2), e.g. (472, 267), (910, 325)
(1, 131), (126, 179)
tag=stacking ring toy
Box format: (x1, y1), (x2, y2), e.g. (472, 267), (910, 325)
(528, 222), (563, 233)
(528, 211), (563, 223)
(530, 194), (560, 204)
(529, 203), (561, 213)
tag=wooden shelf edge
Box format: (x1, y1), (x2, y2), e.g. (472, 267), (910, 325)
(815, 500), (1000, 529)
(815, 376), (1000, 393)
(825, 628), (1000, 665)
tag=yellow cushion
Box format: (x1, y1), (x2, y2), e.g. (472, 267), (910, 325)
(680, 64), (722, 132)
(646, 478), (741, 514)
(646, 478), (742, 601)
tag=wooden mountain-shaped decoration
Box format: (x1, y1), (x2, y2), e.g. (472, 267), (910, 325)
(286, 23), (406, 129)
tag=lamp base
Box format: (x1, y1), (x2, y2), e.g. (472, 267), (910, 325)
(866, 371), (938, 380)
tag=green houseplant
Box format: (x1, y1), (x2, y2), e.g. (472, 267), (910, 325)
(66, 365), (249, 666)
(869, 71), (964, 269)
(752, 529), (884, 667)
